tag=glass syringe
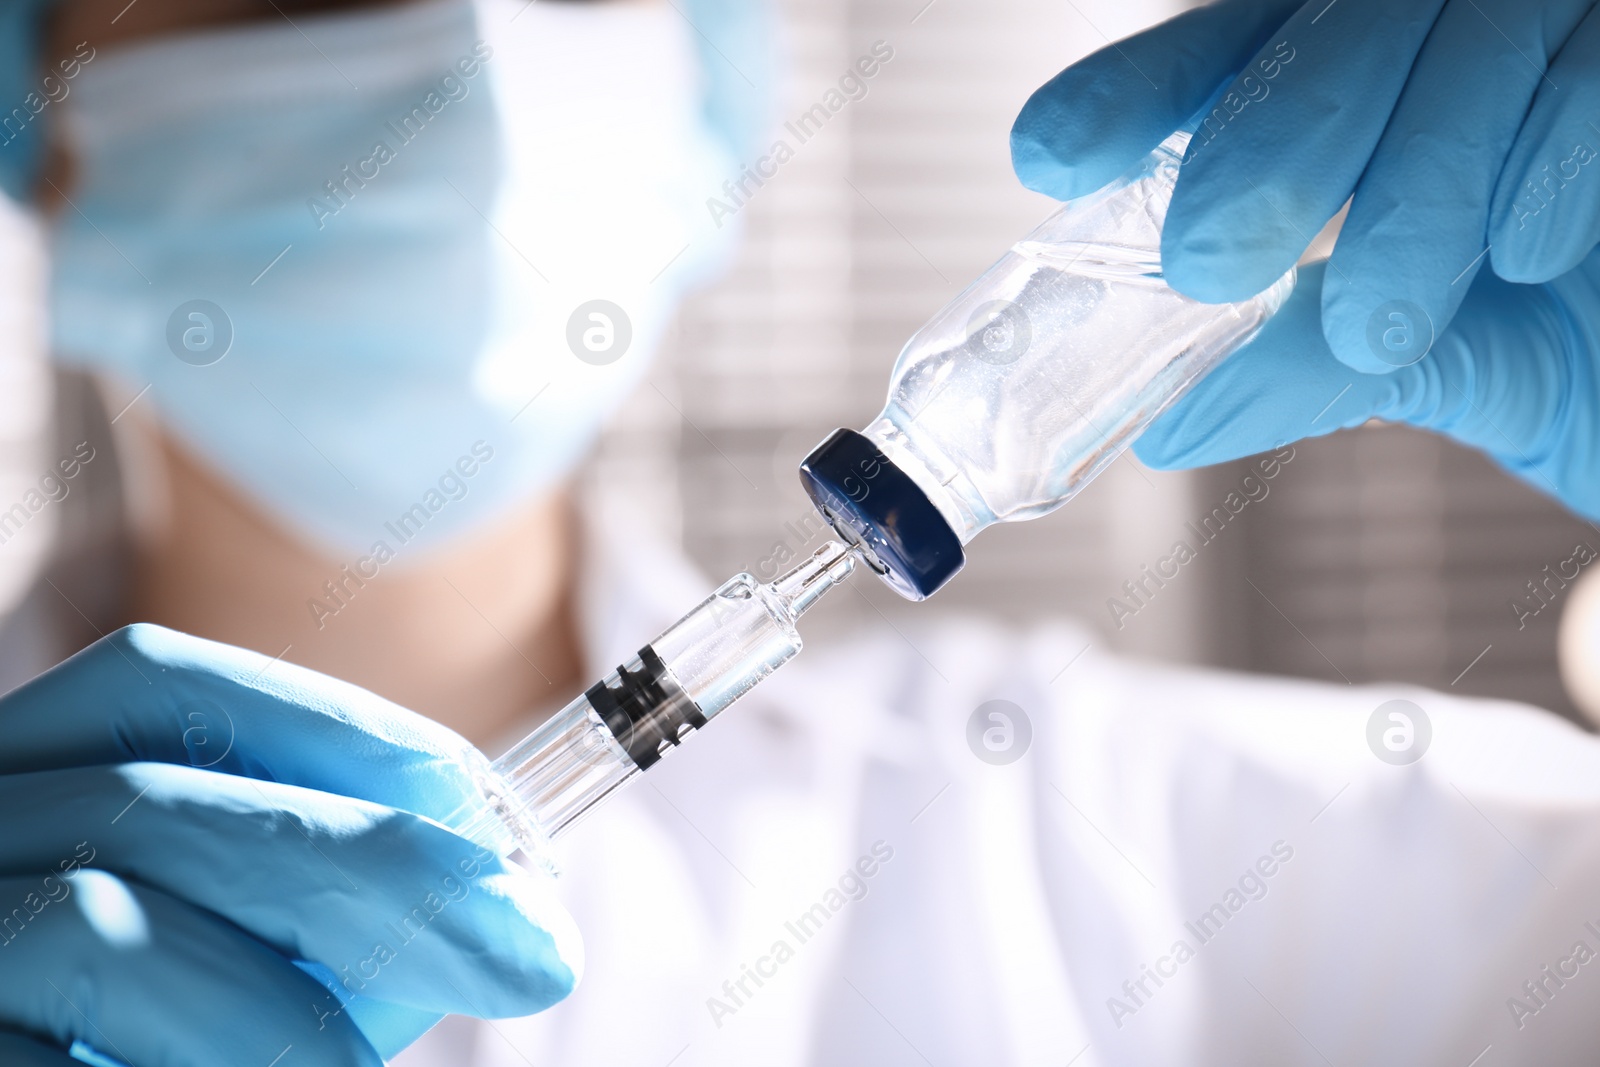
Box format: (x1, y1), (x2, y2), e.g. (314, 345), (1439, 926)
(445, 540), (857, 864)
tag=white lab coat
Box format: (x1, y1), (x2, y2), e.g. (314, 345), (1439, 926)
(398, 504), (1600, 1067)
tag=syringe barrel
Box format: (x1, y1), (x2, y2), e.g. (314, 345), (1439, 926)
(651, 573), (803, 721)
(450, 557), (841, 860)
(572, 572), (804, 776)
(445, 694), (634, 863)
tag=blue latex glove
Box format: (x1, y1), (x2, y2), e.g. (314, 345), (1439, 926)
(1011, 0), (1600, 372)
(0, 624), (580, 1066)
(1132, 257), (1600, 521)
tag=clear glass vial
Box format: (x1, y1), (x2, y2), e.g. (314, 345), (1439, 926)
(800, 131), (1297, 600)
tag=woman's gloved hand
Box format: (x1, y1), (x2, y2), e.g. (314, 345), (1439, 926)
(1011, 0), (1600, 372)
(0, 624), (580, 1067)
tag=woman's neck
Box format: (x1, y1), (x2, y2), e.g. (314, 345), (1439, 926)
(130, 420), (585, 748)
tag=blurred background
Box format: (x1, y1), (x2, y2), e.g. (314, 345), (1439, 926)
(4, 0), (1592, 723)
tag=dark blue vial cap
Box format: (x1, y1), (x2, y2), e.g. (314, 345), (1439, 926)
(798, 428), (965, 601)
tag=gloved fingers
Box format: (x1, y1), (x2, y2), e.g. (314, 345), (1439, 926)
(0, 762), (580, 1022)
(1162, 0), (1449, 303)
(1011, 0), (1303, 202)
(1133, 263), (1407, 470)
(1491, 3), (1600, 283)
(1135, 259), (1599, 520)
(0, 623), (485, 823)
(1387, 258), (1600, 515)
(0, 1031), (79, 1066)
(1322, 0), (1593, 372)
(0, 870), (382, 1067)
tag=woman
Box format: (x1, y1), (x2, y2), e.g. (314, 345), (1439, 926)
(8, 2), (1600, 1065)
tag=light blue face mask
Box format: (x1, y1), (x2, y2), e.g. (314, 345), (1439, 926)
(50, 0), (741, 558)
